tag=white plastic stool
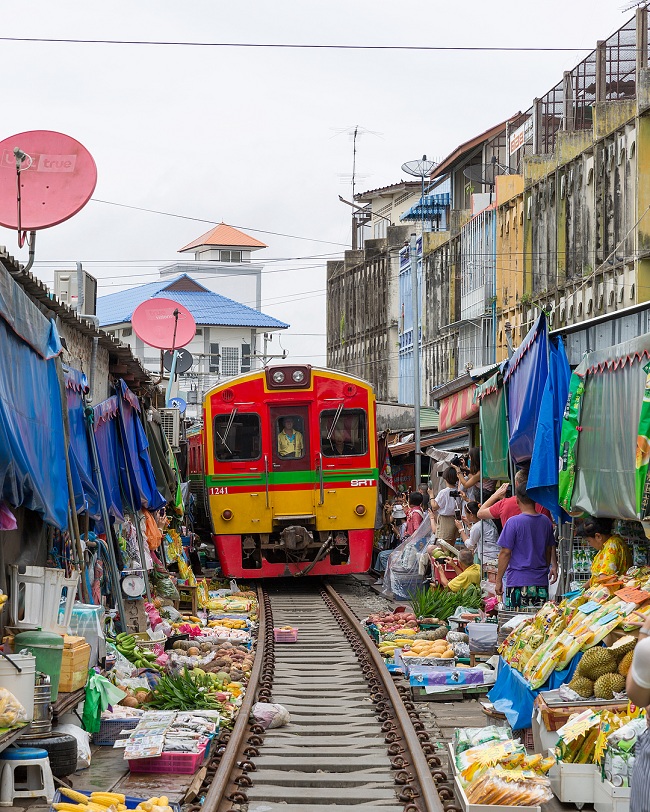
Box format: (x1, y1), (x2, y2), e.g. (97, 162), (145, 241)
(0, 747), (55, 806)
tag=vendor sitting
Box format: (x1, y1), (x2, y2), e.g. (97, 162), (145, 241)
(575, 516), (632, 586)
(432, 549), (481, 593)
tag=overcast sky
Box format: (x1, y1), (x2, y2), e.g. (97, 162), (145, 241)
(0, 0), (631, 365)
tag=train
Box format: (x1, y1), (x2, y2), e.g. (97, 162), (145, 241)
(187, 364), (378, 577)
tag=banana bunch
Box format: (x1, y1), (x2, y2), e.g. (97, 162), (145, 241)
(113, 633), (159, 671)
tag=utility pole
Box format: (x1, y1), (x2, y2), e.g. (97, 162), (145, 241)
(410, 232), (421, 488)
(253, 332), (287, 366)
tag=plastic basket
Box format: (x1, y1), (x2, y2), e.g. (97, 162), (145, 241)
(53, 789), (180, 812)
(273, 627), (298, 643)
(128, 743), (207, 774)
(92, 717), (141, 746)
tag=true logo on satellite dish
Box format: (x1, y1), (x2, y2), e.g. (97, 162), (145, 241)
(0, 151), (77, 172)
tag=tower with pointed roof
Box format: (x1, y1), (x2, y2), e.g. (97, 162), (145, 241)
(159, 222), (267, 310)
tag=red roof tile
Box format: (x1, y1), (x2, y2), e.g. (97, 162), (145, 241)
(179, 222), (267, 252)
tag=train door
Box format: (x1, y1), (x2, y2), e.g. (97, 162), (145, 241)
(269, 405), (314, 520)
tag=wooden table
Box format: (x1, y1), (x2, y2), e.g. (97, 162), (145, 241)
(0, 724), (30, 754)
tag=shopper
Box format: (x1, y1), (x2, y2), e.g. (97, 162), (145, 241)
(428, 467), (460, 544)
(455, 500), (499, 565)
(453, 447), (495, 502)
(374, 504), (407, 583)
(432, 549), (481, 592)
(626, 614), (650, 812)
(575, 517), (632, 585)
(417, 483), (430, 511)
(405, 491), (425, 536)
(495, 482), (556, 609)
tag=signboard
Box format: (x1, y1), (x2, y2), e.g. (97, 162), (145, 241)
(391, 463), (415, 494)
(509, 118), (533, 156)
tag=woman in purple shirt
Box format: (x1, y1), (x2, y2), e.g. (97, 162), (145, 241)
(495, 483), (556, 609)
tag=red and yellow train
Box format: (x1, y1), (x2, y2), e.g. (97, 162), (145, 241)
(188, 365), (379, 577)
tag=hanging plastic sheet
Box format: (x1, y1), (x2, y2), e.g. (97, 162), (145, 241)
(558, 335), (650, 518)
(64, 367), (100, 519)
(475, 373), (509, 480)
(636, 359), (650, 520)
(504, 313), (549, 465)
(0, 262), (67, 528)
(93, 396), (124, 521)
(144, 418), (176, 504)
(527, 337), (571, 520)
(117, 381), (165, 512)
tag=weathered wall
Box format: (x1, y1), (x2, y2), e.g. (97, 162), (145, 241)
(57, 319), (111, 401)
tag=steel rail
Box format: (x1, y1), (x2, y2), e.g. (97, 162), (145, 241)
(200, 583), (266, 812)
(323, 583), (447, 812)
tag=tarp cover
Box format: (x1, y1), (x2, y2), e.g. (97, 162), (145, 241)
(94, 397), (124, 521)
(0, 262), (67, 528)
(117, 381), (165, 512)
(527, 337), (571, 520)
(65, 367), (100, 519)
(475, 373), (509, 480)
(504, 313), (549, 465)
(559, 335), (650, 518)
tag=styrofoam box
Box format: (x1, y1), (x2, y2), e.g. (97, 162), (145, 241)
(593, 775), (631, 812)
(454, 776), (541, 812)
(547, 749), (597, 805)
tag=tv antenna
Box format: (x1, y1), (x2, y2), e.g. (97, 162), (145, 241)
(463, 156), (511, 202)
(332, 124), (382, 198)
(0, 130), (97, 272)
(620, 1), (648, 12)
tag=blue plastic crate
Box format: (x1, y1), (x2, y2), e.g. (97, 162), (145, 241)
(54, 789), (181, 812)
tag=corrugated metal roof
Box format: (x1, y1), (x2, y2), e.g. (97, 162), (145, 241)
(430, 116), (517, 180)
(419, 408), (439, 430)
(96, 274), (289, 330)
(179, 223), (267, 252)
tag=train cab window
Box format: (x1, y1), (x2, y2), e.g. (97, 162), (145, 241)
(213, 412), (261, 461)
(276, 415), (306, 460)
(320, 409), (368, 457)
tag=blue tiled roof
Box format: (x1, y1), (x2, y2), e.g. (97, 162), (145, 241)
(96, 275), (289, 330)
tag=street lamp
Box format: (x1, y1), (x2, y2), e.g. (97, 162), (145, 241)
(401, 155), (437, 488)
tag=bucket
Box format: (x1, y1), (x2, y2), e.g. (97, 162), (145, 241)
(0, 652), (36, 721)
(30, 679), (52, 734)
(14, 631), (64, 701)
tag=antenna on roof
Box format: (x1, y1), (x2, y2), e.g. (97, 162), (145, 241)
(331, 124), (383, 199)
(620, 1), (648, 12)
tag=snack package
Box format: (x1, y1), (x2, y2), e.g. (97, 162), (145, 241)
(454, 726), (513, 755)
(465, 766), (554, 806)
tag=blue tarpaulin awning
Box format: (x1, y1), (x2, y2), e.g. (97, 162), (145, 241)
(65, 367), (100, 519)
(94, 396), (124, 522)
(400, 193), (450, 222)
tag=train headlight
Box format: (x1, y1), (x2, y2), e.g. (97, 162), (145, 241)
(292, 369), (305, 383)
(221, 509), (233, 521)
(355, 504), (366, 516)
(272, 370), (285, 384)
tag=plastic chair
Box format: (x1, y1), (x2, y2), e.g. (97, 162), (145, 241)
(0, 746), (56, 806)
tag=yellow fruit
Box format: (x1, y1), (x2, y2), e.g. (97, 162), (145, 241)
(440, 650), (454, 658)
(157, 799), (169, 807)
(54, 805), (86, 812)
(61, 790), (93, 805)
(91, 795), (126, 805)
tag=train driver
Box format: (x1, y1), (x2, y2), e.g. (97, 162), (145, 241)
(278, 417), (304, 458)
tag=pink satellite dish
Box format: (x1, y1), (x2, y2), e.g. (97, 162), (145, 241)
(0, 130), (97, 230)
(132, 298), (196, 350)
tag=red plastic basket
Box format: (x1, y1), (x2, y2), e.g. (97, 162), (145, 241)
(273, 627), (298, 643)
(128, 744), (207, 774)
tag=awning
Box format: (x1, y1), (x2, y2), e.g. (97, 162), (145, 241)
(400, 193), (450, 222)
(475, 373), (509, 480)
(438, 383), (479, 432)
(65, 366), (100, 519)
(388, 428), (469, 457)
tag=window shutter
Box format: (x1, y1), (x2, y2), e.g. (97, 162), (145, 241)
(209, 342), (220, 373)
(241, 343), (251, 373)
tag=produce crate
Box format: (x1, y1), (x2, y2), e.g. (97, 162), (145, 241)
(593, 775), (631, 812)
(534, 693), (630, 732)
(133, 632), (165, 651)
(548, 749), (597, 806)
(273, 627), (298, 643)
(59, 635), (91, 693)
(128, 743), (207, 775)
(513, 727), (535, 752)
(53, 789), (180, 812)
(92, 717), (140, 746)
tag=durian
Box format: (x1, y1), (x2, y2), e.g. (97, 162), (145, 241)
(609, 636), (637, 663)
(568, 675), (594, 698)
(593, 672), (626, 700)
(576, 647), (617, 681)
(618, 650), (634, 677)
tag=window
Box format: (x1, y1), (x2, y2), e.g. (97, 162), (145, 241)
(241, 343), (251, 373)
(209, 343), (220, 373)
(222, 347), (240, 376)
(276, 414), (306, 460)
(122, 327), (132, 338)
(213, 413), (261, 461)
(220, 250), (242, 263)
(320, 409), (368, 457)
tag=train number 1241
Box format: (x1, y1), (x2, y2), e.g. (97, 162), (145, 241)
(209, 486), (229, 495)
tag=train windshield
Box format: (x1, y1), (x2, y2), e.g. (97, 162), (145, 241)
(320, 409), (367, 457)
(213, 412), (261, 461)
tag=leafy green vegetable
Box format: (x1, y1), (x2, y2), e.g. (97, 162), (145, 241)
(145, 668), (223, 711)
(409, 584), (482, 620)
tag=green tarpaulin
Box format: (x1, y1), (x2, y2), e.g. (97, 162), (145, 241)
(475, 373), (509, 480)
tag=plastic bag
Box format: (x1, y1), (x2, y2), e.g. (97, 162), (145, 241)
(57, 724), (91, 770)
(382, 514), (434, 599)
(251, 703), (290, 730)
(70, 603), (106, 667)
(151, 569), (180, 602)
(0, 688), (27, 727)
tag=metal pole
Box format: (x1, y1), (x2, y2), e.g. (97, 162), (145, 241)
(410, 232), (421, 488)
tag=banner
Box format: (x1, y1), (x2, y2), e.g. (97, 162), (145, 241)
(636, 359), (650, 520)
(379, 448), (396, 492)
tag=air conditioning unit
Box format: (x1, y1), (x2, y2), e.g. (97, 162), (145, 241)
(159, 408), (181, 449)
(54, 268), (98, 316)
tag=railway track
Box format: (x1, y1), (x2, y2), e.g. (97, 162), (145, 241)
(199, 579), (458, 812)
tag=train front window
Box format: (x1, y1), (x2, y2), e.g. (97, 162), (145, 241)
(213, 412), (261, 461)
(320, 409), (367, 457)
(276, 415), (306, 460)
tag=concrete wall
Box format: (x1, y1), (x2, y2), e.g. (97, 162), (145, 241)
(57, 319), (111, 401)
